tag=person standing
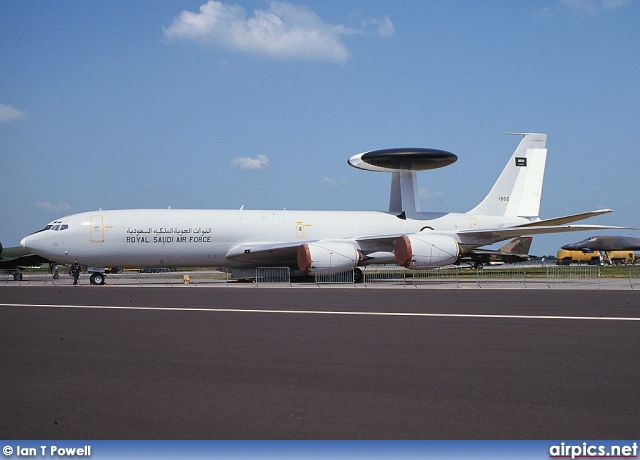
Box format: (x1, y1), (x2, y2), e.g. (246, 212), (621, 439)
(70, 259), (81, 286)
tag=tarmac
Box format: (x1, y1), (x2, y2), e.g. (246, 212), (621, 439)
(1, 284), (639, 439)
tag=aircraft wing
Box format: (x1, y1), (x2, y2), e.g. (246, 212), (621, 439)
(516, 209), (613, 227)
(225, 236), (400, 267)
(225, 221), (628, 266)
(352, 210), (621, 250)
(225, 241), (302, 266)
(456, 224), (627, 247)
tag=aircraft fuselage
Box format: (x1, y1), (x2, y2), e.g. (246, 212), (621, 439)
(21, 209), (527, 269)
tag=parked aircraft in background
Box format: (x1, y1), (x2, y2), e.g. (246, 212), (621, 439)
(562, 236), (640, 252)
(461, 236), (533, 268)
(0, 242), (57, 281)
(561, 235), (640, 265)
(21, 133), (624, 284)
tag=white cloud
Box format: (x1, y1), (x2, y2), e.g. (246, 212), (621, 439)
(34, 202), (71, 213)
(533, 6), (555, 20)
(360, 15), (395, 37)
(230, 154), (270, 170)
(601, 0), (631, 9)
(0, 103), (29, 123)
(560, 0), (630, 14)
(321, 177), (337, 187)
(562, 0), (598, 14)
(376, 16), (396, 37)
(164, 1), (394, 61)
(321, 177), (349, 188)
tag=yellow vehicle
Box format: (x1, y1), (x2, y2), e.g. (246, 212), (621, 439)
(605, 251), (638, 265)
(556, 249), (638, 265)
(556, 250), (600, 265)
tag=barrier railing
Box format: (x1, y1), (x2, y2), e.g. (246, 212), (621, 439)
(0, 271), (58, 285)
(410, 267), (460, 287)
(101, 268), (230, 286)
(256, 267), (291, 286)
(178, 268), (230, 286)
(631, 266), (640, 289)
(4, 265), (638, 288)
(314, 269), (355, 286)
(363, 265), (406, 285)
(476, 266), (527, 286)
(545, 265), (600, 288)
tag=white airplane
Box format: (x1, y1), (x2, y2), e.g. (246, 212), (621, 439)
(20, 133), (622, 284)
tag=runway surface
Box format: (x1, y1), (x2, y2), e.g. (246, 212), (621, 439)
(1, 286), (639, 439)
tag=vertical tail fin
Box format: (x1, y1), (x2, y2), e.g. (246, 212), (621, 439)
(498, 236), (533, 255)
(467, 133), (547, 220)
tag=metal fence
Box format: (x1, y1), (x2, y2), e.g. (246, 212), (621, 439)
(3, 265), (639, 288)
(0, 268), (230, 286)
(314, 269), (355, 285)
(107, 268), (230, 286)
(475, 266), (528, 286)
(362, 265), (464, 286)
(409, 267), (461, 286)
(361, 264), (606, 288)
(631, 266), (640, 289)
(0, 270), (59, 285)
(363, 265), (526, 287)
(363, 265), (406, 285)
(544, 265), (600, 287)
(256, 267), (291, 286)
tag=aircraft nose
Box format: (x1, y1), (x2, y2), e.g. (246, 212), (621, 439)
(20, 237), (27, 249)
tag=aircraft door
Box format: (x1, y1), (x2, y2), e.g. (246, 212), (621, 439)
(90, 215), (104, 242)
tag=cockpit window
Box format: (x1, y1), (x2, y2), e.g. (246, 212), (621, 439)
(31, 221), (66, 235)
(44, 224), (68, 231)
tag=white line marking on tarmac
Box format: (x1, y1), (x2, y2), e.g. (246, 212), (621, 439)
(1, 303), (639, 321)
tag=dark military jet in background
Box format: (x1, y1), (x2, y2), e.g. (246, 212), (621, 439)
(561, 236), (640, 252)
(0, 242), (57, 281)
(461, 236), (533, 268)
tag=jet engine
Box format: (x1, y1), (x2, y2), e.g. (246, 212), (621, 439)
(394, 233), (459, 268)
(297, 242), (361, 275)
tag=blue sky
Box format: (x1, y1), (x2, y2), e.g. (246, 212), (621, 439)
(1, 0), (638, 256)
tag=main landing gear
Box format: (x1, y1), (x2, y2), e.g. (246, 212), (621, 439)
(90, 272), (105, 285)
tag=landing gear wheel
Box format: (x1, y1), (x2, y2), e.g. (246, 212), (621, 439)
(354, 267), (363, 283)
(90, 273), (105, 285)
(13, 272), (23, 281)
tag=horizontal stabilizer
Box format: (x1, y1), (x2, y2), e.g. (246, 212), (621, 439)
(517, 209), (613, 227)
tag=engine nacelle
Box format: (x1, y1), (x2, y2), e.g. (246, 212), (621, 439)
(394, 233), (460, 268)
(297, 242), (360, 275)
